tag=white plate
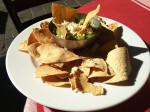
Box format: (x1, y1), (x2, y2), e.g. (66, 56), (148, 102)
(6, 17), (150, 111)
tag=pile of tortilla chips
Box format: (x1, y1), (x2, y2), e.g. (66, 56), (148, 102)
(18, 3), (131, 96)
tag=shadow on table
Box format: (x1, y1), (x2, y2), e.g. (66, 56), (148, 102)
(0, 11), (8, 34)
(0, 56), (26, 111)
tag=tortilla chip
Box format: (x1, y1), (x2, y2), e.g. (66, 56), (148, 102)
(35, 64), (69, 78)
(69, 67), (79, 90)
(18, 40), (28, 52)
(69, 74), (77, 90)
(88, 68), (112, 78)
(70, 66), (79, 75)
(69, 67), (104, 95)
(76, 73), (104, 95)
(79, 4), (100, 34)
(27, 42), (41, 58)
(33, 28), (55, 44)
(40, 21), (49, 28)
(104, 47), (131, 83)
(37, 44), (81, 63)
(42, 75), (70, 87)
(81, 58), (107, 72)
(78, 66), (90, 77)
(52, 3), (77, 24)
(81, 81), (105, 96)
(27, 30), (38, 45)
(61, 60), (82, 73)
(107, 64), (115, 76)
(108, 22), (118, 31)
(50, 63), (65, 68)
(54, 24), (67, 39)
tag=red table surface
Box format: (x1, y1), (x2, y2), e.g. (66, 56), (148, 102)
(24, 0), (150, 112)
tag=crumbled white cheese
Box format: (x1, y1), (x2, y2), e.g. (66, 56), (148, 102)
(61, 20), (69, 26)
(61, 20), (84, 36)
(67, 22), (82, 35)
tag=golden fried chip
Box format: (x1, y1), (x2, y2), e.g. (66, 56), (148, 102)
(76, 73), (104, 95)
(104, 47), (131, 83)
(108, 22), (118, 31)
(37, 44), (81, 63)
(50, 63), (65, 68)
(35, 64), (69, 78)
(70, 66), (79, 75)
(27, 42), (41, 58)
(40, 21), (49, 28)
(69, 68), (104, 95)
(69, 74), (77, 90)
(79, 4), (100, 34)
(107, 64), (115, 76)
(88, 68), (112, 78)
(33, 28), (55, 44)
(61, 60), (82, 73)
(69, 67), (79, 90)
(81, 58), (107, 72)
(27, 30), (38, 45)
(56, 73), (69, 79)
(54, 24), (67, 39)
(18, 40), (28, 52)
(82, 82), (105, 96)
(42, 75), (70, 87)
(52, 3), (77, 24)
(78, 66), (90, 77)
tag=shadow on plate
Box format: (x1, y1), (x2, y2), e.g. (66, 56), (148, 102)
(126, 45), (148, 86)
